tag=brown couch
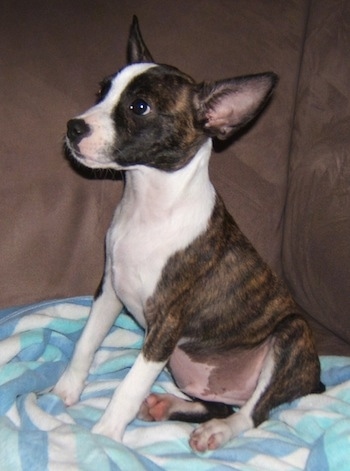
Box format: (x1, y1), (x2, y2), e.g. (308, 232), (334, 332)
(1, 0), (349, 356)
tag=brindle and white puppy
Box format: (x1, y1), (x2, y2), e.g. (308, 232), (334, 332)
(54, 17), (324, 452)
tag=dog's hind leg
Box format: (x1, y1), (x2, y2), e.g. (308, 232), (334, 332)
(189, 314), (322, 452)
(189, 346), (275, 451)
(249, 313), (323, 426)
(138, 393), (232, 423)
(54, 261), (123, 405)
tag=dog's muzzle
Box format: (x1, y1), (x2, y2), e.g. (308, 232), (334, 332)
(67, 119), (91, 146)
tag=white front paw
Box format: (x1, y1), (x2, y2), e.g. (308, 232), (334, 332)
(53, 368), (85, 406)
(92, 416), (123, 442)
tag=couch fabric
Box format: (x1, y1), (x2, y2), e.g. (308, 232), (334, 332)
(1, 0), (349, 355)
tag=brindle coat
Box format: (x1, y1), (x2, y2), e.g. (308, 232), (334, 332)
(54, 16), (324, 452)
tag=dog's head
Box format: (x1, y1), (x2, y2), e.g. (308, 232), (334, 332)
(66, 16), (277, 172)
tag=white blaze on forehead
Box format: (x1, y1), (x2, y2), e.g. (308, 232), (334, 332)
(98, 62), (157, 110)
(73, 63), (157, 168)
(80, 62), (157, 119)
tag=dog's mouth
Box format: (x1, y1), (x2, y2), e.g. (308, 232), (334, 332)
(65, 135), (123, 171)
(65, 136), (86, 162)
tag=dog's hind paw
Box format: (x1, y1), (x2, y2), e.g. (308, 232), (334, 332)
(189, 412), (253, 452)
(138, 393), (174, 421)
(189, 418), (233, 451)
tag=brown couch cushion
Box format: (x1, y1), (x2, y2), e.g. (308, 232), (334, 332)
(1, 0), (308, 308)
(283, 1), (350, 344)
(1, 1), (124, 306)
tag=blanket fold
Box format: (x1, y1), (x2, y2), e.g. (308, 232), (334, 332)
(0, 297), (349, 470)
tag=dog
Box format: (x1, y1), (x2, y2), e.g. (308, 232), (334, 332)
(54, 16), (324, 452)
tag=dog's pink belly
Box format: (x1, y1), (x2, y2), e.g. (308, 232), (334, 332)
(168, 339), (272, 406)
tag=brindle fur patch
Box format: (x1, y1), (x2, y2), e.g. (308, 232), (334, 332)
(111, 66), (206, 171)
(143, 195), (321, 425)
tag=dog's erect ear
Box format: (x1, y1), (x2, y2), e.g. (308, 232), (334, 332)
(195, 73), (278, 140)
(127, 16), (154, 64)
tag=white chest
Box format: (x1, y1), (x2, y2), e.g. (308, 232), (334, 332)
(108, 217), (179, 326)
(107, 141), (215, 327)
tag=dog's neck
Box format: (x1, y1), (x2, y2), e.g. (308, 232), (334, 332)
(121, 139), (215, 222)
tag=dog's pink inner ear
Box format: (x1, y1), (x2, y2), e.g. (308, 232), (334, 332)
(199, 74), (277, 139)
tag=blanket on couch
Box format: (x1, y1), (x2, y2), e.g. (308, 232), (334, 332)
(0, 297), (349, 470)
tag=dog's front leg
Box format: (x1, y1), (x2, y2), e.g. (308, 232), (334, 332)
(54, 268), (123, 406)
(92, 353), (167, 441)
(92, 307), (181, 441)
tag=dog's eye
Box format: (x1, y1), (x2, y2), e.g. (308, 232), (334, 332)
(129, 99), (151, 116)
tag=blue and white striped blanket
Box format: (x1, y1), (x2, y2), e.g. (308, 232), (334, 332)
(0, 297), (350, 470)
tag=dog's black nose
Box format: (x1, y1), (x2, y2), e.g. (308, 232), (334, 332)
(67, 119), (91, 143)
